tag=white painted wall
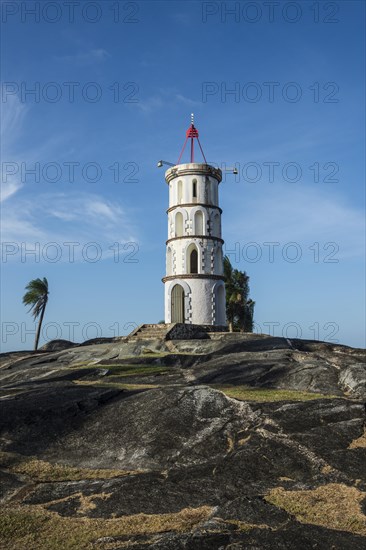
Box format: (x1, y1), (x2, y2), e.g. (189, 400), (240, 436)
(164, 163), (226, 326)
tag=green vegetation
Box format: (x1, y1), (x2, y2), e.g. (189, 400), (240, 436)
(73, 380), (159, 390)
(71, 363), (170, 376)
(22, 277), (49, 350)
(95, 365), (170, 377)
(224, 256), (254, 332)
(265, 484), (366, 536)
(214, 385), (337, 402)
(0, 505), (213, 550)
(0, 452), (141, 482)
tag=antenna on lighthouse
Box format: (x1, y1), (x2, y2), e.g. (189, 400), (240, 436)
(177, 114), (207, 165)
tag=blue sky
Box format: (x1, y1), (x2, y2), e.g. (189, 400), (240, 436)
(1, 0), (365, 351)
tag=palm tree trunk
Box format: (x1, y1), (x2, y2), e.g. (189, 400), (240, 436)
(34, 303), (46, 350)
(228, 321), (233, 332)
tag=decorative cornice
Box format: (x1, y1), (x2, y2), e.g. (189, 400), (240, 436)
(165, 163), (222, 184)
(162, 274), (225, 283)
(166, 235), (224, 245)
(167, 203), (222, 214)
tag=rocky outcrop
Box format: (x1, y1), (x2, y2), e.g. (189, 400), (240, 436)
(0, 333), (365, 549)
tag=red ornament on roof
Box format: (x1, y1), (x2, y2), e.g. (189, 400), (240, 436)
(177, 113), (207, 164)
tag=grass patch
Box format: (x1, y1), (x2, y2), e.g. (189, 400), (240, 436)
(265, 484), (366, 535)
(349, 428), (366, 449)
(222, 519), (269, 532)
(214, 385), (338, 402)
(73, 380), (159, 391)
(98, 365), (170, 377)
(0, 504), (213, 550)
(142, 354), (168, 357)
(0, 452), (142, 482)
(72, 364), (170, 377)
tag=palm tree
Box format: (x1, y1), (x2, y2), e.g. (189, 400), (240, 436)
(224, 255), (237, 332)
(223, 256), (255, 332)
(22, 277), (49, 350)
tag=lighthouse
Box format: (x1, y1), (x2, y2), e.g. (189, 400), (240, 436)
(162, 115), (226, 326)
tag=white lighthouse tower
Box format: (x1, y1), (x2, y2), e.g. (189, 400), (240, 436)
(162, 115), (226, 326)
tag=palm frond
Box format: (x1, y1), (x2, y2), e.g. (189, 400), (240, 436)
(22, 277), (49, 319)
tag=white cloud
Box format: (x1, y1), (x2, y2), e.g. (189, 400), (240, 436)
(175, 94), (201, 107)
(55, 48), (110, 65)
(135, 96), (165, 114)
(0, 85), (137, 259)
(1, 192), (138, 262)
(135, 91), (200, 114)
(224, 185), (365, 260)
(0, 177), (21, 202)
(0, 91), (28, 202)
(0, 91), (27, 147)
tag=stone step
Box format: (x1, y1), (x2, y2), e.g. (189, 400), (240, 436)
(129, 324), (170, 340)
(136, 329), (167, 334)
(135, 333), (167, 338)
(137, 332), (166, 335)
(137, 328), (167, 332)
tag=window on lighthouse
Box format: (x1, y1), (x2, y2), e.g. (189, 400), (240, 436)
(177, 180), (183, 204)
(192, 179), (197, 199)
(187, 244), (198, 274)
(190, 249), (198, 273)
(194, 210), (203, 235)
(175, 212), (183, 237)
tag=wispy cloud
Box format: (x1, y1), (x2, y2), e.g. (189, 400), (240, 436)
(55, 48), (110, 65)
(135, 95), (165, 114)
(135, 91), (201, 114)
(0, 84), (137, 258)
(175, 94), (201, 107)
(224, 185), (365, 260)
(2, 191), (138, 261)
(0, 90), (28, 202)
(0, 91), (27, 148)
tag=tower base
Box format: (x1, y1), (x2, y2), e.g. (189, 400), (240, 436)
(127, 323), (228, 341)
(164, 277), (226, 326)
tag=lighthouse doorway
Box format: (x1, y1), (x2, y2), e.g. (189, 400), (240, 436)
(171, 284), (185, 323)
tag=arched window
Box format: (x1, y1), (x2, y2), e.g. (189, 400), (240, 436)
(186, 243), (199, 274)
(190, 249), (198, 273)
(192, 179), (197, 199)
(175, 212), (183, 237)
(194, 210), (203, 235)
(177, 181), (183, 204)
(171, 284), (185, 323)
